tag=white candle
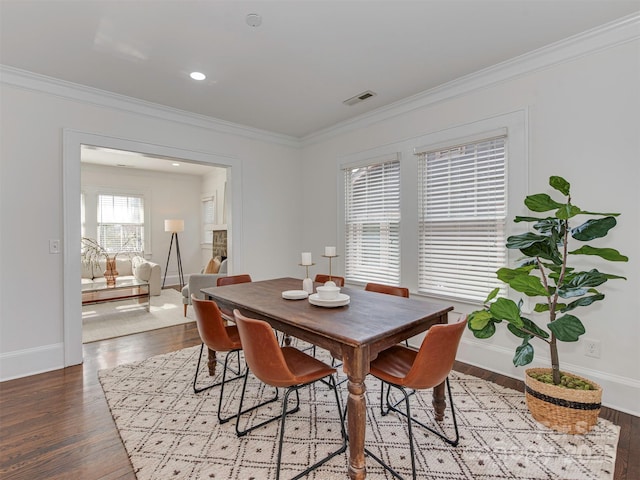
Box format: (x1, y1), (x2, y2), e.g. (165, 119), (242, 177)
(325, 246), (336, 257)
(301, 252), (312, 265)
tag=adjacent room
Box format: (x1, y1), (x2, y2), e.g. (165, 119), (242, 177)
(1, 2), (638, 480)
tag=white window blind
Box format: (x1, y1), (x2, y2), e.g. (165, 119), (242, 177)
(97, 194), (144, 253)
(202, 195), (215, 244)
(344, 157), (401, 285)
(417, 136), (507, 302)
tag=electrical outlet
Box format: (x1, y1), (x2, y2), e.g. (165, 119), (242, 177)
(584, 339), (601, 358)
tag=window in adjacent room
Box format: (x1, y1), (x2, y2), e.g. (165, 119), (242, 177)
(343, 154), (401, 285)
(416, 135), (507, 302)
(97, 193), (145, 253)
(201, 195), (215, 245)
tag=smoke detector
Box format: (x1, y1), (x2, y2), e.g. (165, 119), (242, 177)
(343, 90), (377, 106)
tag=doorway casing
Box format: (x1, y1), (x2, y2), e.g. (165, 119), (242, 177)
(63, 130), (243, 366)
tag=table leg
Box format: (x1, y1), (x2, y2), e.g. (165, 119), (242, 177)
(344, 347), (368, 480)
(207, 348), (217, 376)
(432, 382), (446, 421)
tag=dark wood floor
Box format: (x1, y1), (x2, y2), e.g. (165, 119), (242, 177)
(1, 321), (638, 479)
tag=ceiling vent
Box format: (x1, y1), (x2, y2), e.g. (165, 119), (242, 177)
(343, 90), (377, 106)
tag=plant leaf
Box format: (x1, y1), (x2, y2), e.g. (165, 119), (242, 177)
(571, 216), (617, 241)
(513, 341), (534, 366)
(520, 241), (563, 265)
(488, 298), (523, 327)
(507, 275), (550, 297)
(524, 194), (564, 212)
(514, 216), (544, 223)
(549, 176), (570, 196)
(534, 302), (566, 312)
(556, 204), (582, 220)
(508, 317), (549, 339)
(570, 245), (629, 262)
(467, 311), (497, 339)
(561, 294), (605, 312)
(484, 287), (500, 303)
(558, 269), (609, 298)
(548, 314), (585, 342)
(506, 232), (548, 249)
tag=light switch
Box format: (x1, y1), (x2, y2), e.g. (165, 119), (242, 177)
(49, 239), (61, 254)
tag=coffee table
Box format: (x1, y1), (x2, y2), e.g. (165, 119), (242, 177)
(82, 278), (151, 312)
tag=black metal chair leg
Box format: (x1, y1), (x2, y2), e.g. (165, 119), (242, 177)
(193, 344), (244, 394)
(277, 375), (347, 480)
(234, 368), (296, 437)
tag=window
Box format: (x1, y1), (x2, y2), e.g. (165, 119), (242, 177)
(201, 195), (215, 244)
(97, 194), (144, 253)
(416, 136), (507, 302)
(343, 155), (401, 285)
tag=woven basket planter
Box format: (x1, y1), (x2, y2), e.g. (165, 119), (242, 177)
(524, 368), (602, 435)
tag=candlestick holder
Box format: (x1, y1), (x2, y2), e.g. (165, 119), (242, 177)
(299, 263), (316, 294)
(321, 254), (339, 283)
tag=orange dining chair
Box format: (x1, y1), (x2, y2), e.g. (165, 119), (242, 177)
(191, 295), (277, 423)
(314, 274), (345, 286)
(367, 319), (467, 479)
(233, 309), (347, 480)
(216, 274), (252, 321)
(365, 282), (411, 346)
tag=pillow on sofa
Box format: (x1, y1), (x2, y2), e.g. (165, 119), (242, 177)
(204, 256), (221, 274)
(132, 256), (151, 281)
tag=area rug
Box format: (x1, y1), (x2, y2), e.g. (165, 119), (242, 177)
(83, 288), (193, 343)
(99, 346), (620, 480)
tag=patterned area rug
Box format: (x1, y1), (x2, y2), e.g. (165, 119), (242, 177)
(83, 288), (193, 343)
(99, 346), (619, 480)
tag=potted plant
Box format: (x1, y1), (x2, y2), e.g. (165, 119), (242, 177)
(82, 236), (137, 286)
(467, 175), (628, 434)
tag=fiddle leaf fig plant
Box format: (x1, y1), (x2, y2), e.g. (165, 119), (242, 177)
(467, 176), (628, 386)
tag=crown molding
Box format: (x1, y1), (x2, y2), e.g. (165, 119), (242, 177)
(301, 12), (640, 147)
(0, 65), (301, 149)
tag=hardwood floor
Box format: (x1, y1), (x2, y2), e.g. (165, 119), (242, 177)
(1, 322), (638, 479)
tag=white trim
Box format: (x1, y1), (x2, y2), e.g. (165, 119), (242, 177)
(0, 65), (299, 148)
(0, 343), (64, 381)
(458, 337), (640, 416)
(63, 130), (244, 367)
(302, 13), (640, 146)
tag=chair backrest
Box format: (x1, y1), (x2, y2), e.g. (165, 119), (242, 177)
(217, 274), (252, 287)
(365, 282), (409, 298)
(191, 295), (240, 351)
(403, 319), (467, 390)
(233, 309), (298, 388)
(314, 274), (345, 287)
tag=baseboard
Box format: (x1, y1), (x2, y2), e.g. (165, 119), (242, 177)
(0, 343), (65, 382)
(458, 338), (640, 417)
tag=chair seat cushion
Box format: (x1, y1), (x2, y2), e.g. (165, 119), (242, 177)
(281, 346), (336, 385)
(369, 345), (417, 385)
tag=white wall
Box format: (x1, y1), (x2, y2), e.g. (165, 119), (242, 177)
(0, 77), (303, 381)
(300, 39), (640, 414)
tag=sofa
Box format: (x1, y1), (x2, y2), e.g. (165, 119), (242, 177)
(182, 257), (228, 316)
(81, 255), (162, 296)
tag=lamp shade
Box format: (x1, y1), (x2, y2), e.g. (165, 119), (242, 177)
(164, 219), (184, 233)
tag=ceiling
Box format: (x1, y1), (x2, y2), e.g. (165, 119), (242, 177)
(2, 1), (638, 140)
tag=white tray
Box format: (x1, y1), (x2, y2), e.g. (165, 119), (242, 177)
(282, 290), (309, 300)
(309, 293), (350, 308)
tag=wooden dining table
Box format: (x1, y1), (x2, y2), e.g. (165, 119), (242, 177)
(202, 277), (454, 480)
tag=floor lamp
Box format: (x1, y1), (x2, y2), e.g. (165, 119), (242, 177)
(162, 219), (185, 289)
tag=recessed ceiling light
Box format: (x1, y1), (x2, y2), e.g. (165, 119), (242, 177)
(172, 163), (180, 167)
(190, 72), (206, 81)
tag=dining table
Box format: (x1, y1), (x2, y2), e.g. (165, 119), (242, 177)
(201, 277), (454, 480)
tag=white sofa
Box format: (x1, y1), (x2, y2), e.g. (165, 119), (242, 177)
(81, 255), (162, 296)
